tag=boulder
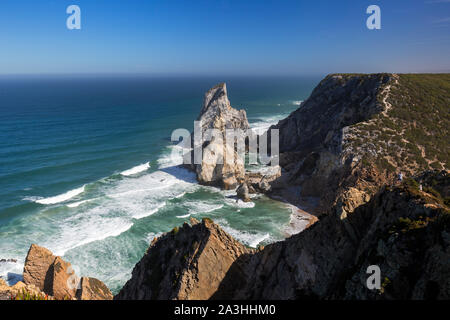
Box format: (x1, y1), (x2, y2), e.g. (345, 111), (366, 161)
(236, 183), (251, 202)
(23, 244), (56, 292)
(49, 256), (78, 300)
(22, 244), (111, 300)
(76, 277), (113, 300)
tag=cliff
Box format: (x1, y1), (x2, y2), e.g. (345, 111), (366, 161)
(115, 171), (449, 300)
(115, 218), (254, 300)
(269, 73), (449, 217)
(214, 171), (449, 299)
(116, 73), (450, 300)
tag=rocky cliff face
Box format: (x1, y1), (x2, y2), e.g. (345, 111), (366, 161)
(116, 172), (449, 300)
(190, 83), (249, 189)
(270, 73), (449, 217)
(115, 218), (254, 300)
(116, 74), (449, 300)
(214, 172), (449, 299)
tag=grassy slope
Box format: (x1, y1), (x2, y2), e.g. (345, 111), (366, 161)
(346, 74), (450, 174)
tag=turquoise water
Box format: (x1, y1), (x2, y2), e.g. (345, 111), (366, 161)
(0, 75), (319, 293)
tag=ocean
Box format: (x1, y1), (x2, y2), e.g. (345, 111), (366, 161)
(0, 75), (320, 294)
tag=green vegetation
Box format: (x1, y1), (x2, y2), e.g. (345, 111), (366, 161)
(387, 74), (450, 170)
(379, 277), (392, 295)
(391, 217), (430, 234)
(203, 217), (213, 224)
(348, 74), (449, 175)
(12, 288), (49, 300)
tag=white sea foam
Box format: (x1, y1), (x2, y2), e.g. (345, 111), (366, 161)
(132, 202), (166, 219)
(249, 233), (270, 248)
(66, 199), (93, 208)
(216, 220), (271, 248)
(176, 203), (224, 218)
(146, 232), (163, 244)
(224, 197), (256, 208)
(120, 162), (150, 176)
(0, 258), (24, 286)
(157, 145), (190, 169)
(292, 100), (303, 106)
(33, 185), (86, 205)
(49, 215), (134, 256)
(249, 114), (288, 135)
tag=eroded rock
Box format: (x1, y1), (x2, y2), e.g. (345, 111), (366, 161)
(76, 277), (113, 300)
(115, 218), (254, 300)
(22, 244), (111, 300)
(191, 83), (249, 189)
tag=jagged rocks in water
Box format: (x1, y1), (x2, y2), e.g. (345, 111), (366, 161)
(22, 244), (112, 300)
(0, 259), (17, 263)
(236, 183), (251, 202)
(115, 218), (254, 300)
(23, 244), (57, 293)
(192, 83), (249, 190)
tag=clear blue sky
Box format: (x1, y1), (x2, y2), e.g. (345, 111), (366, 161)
(0, 0), (449, 75)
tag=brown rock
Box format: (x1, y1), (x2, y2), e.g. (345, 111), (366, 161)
(0, 279), (49, 300)
(236, 183), (251, 202)
(115, 218), (254, 300)
(76, 277), (113, 300)
(191, 83), (249, 189)
(23, 244), (56, 292)
(50, 256), (78, 300)
(22, 244), (111, 300)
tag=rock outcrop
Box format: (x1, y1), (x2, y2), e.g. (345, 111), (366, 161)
(0, 278), (48, 300)
(115, 74), (449, 301)
(116, 171), (449, 300)
(236, 183), (251, 202)
(115, 218), (254, 300)
(269, 73), (449, 217)
(212, 172), (450, 299)
(76, 277), (114, 300)
(22, 244), (112, 300)
(23, 244), (56, 293)
(190, 83), (250, 189)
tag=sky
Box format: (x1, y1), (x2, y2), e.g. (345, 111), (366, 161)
(0, 0), (449, 75)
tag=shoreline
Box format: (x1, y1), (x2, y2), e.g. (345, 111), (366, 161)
(267, 193), (319, 237)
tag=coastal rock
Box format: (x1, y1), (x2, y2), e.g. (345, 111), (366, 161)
(269, 73), (449, 216)
(0, 259), (17, 263)
(23, 244), (56, 292)
(0, 279), (48, 300)
(115, 218), (254, 300)
(76, 277), (113, 300)
(192, 83), (249, 189)
(213, 174), (450, 299)
(22, 244), (111, 300)
(245, 165), (281, 193)
(49, 256), (78, 300)
(117, 178), (450, 300)
(236, 183), (251, 202)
